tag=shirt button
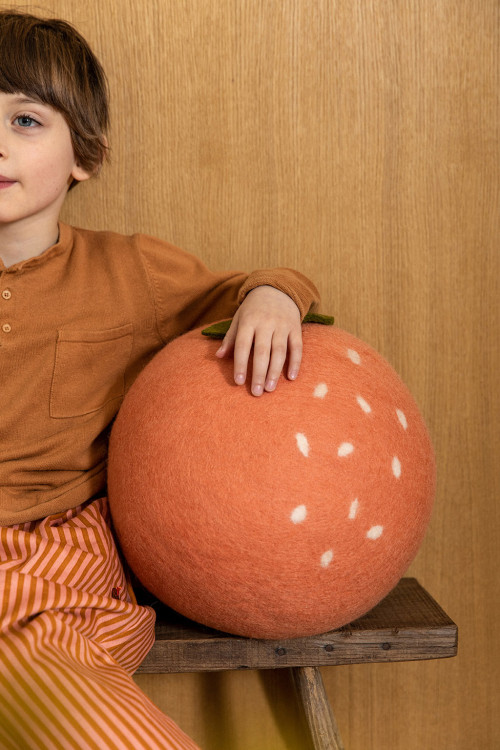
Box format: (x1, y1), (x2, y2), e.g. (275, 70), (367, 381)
(2, 290), (11, 300)
(2, 323), (12, 333)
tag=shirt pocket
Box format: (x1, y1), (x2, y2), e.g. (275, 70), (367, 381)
(50, 324), (134, 418)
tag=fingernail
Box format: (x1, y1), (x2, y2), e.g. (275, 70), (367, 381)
(252, 384), (263, 396)
(235, 374), (245, 385)
(266, 379), (277, 391)
(289, 370), (298, 380)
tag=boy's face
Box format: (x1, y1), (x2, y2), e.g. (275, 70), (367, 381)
(0, 92), (91, 235)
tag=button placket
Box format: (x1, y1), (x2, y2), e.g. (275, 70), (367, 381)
(2, 287), (13, 333)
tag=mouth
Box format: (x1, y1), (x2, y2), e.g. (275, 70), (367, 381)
(0, 176), (16, 189)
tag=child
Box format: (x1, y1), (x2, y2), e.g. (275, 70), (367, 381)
(0, 10), (320, 749)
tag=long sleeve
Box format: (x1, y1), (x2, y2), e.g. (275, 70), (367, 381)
(136, 233), (320, 344)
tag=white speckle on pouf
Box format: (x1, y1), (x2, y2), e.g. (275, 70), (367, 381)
(349, 499), (359, 519)
(313, 383), (328, 399)
(367, 525), (384, 540)
(320, 550), (334, 568)
(296, 433), (310, 457)
(347, 349), (361, 365)
(290, 505), (307, 524)
(392, 456), (402, 478)
(338, 442), (354, 457)
(356, 395), (371, 413)
(396, 409), (408, 430)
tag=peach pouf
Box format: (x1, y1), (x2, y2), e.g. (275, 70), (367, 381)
(108, 324), (435, 639)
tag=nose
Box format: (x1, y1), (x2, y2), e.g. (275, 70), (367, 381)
(0, 122), (9, 159)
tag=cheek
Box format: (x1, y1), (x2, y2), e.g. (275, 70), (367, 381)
(33, 138), (76, 188)
(31, 157), (74, 198)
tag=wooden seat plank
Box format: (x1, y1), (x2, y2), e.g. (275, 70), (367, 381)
(136, 578), (457, 674)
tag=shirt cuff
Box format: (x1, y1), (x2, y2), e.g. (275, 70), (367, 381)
(236, 269), (320, 320)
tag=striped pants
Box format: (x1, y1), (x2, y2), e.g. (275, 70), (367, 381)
(0, 497), (200, 750)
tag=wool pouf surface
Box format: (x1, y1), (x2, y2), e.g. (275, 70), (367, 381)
(108, 323), (436, 639)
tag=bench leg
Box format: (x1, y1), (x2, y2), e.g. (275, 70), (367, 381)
(291, 666), (345, 750)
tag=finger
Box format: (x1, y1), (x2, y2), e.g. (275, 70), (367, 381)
(216, 317), (239, 358)
(232, 325), (255, 386)
(264, 332), (288, 392)
(287, 327), (303, 380)
(250, 331), (274, 396)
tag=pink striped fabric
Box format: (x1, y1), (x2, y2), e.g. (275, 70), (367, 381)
(0, 497), (200, 749)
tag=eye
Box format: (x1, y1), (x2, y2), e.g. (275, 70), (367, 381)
(14, 114), (41, 128)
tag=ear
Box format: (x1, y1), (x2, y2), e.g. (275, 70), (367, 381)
(70, 136), (109, 184)
(70, 163), (93, 184)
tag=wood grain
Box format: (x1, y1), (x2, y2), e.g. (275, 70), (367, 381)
(136, 579), (457, 674)
(3, 1), (498, 748)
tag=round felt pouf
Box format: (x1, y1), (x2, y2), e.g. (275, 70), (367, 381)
(108, 323), (436, 639)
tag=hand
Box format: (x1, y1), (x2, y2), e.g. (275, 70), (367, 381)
(215, 285), (303, 396)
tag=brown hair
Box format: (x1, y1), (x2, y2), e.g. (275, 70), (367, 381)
(0, 10), (110, 188)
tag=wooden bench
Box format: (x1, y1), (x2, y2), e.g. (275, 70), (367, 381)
(136, 577), (458, 749)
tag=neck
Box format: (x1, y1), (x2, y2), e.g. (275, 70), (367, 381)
(0, 217), (60, 268)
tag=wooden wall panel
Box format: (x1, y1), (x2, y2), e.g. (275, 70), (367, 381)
(3, 1), (498, 747)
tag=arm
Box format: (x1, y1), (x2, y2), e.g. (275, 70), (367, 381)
(137, 234), (320, 395)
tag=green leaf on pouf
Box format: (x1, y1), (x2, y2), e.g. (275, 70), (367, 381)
(201, 320), (233, 339)
(302, 312), (335, 326)
(201, 313), (334, 339)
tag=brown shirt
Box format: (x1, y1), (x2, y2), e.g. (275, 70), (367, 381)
(0, 222), (319, 525)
